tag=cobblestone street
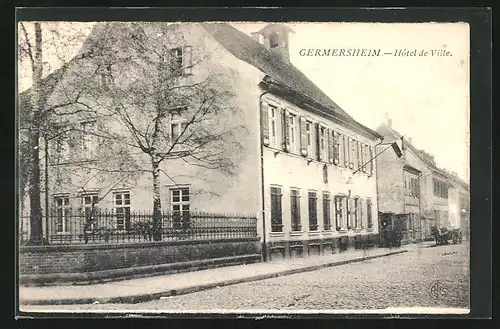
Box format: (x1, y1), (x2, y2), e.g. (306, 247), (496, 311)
(22, 243), (469, 312)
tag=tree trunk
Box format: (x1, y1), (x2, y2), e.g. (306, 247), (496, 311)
(26, 22), (45, 246)
(151, 159), (162, 241)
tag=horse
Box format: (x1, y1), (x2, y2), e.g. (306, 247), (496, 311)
(431, 226), (462, 245)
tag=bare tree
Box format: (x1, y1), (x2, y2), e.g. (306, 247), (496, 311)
(81, 22), (244, 241)
(17, 22), (116, 245)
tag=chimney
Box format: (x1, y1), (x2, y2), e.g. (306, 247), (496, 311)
(407, 137), (412, 145)
(387, 118), (392, 127)
(252, 24), (294, 63)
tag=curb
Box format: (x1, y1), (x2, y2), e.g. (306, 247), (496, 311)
(20, 249), (407, 306)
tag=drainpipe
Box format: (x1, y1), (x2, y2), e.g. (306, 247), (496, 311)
(417, 172), (423, 241)
(259, 91), (270, 262)
(373, 137), (383, 245)
(44, 134), (50, 244)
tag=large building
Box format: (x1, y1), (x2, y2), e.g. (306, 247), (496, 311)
(20, 22), (382, 258)
(376, 120), (469, 241)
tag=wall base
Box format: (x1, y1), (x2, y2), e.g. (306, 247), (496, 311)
(264, 234), (379, 261)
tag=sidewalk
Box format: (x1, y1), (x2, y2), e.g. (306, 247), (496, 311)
(19, 245), (412, 306)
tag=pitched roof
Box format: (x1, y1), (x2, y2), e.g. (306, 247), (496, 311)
(200, 23), (379, 138)
(376, 122), (468, 183)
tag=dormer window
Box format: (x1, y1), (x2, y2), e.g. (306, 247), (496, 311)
(269, 33), (279, 48)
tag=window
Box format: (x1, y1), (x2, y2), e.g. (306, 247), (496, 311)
(362, 144), (369, 173)
(343, 135), (348, 167)
(82, 194), (99, 217)
(54, 138), (70, 161)
(269, 105), (278, 148)
(288, 114), (296, 152)
(348, 197), (355, 229)
(170, 111), (188, 147)
(290, 189), (301, 231)
(98, 64), (113, 89)
(171, 187), (190, 230)
(308, 191), (318, 231)
(367, 199), (373, 229)
(369, 146), (374, 175)
(433, 178), (448, 198)
(323, 192), (331, 230)
(306, 121), (313, 156)
(270, 187), (283, 232)
(334, 196), (347, 230)
(354, 198), (362, 229)
(349, 138), (357, 169)
(269, 33), (279, 48)
(410, 178), (420, 197)
(54, 196), (71, 233)
(168, 46), (193, 77)
(171, 187), (190, 217)
(169, 48), (183, 76)
(333, 131), (340, 165)
(114, 192), (131, 231)
(81, 121), (96, 157)
(261, 102), (270, 145)
(357, 142), (362, 170)
(319, 126), (326, 161)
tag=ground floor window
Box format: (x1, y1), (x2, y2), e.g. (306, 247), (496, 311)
(54, 195), (71, 233)
(290, 189), (301, 231)
(270, 187), (283, 232)
(308, 191), (318, 231)
(82, 193), (99, 230)
(348, 197), (355, 229)
(114, 192), (131, 231)
(334, 195), (347, 230)
(323, 192), (331, 230)
(171, 187), (190, 229)
(367, 199), (373, 229)
(354, 197), (362, 229)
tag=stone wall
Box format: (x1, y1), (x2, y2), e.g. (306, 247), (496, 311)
(19, 238), (261, 285)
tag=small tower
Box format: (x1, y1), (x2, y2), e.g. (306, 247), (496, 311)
(251, 24), (295, 63)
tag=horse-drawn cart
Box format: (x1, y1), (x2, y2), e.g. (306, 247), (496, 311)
(431, 226), (462, 245)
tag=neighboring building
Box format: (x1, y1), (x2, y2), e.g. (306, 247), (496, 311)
(376, 119), (462, 241)
(447, 172), (470, 237)
(20, 22), (382, 258)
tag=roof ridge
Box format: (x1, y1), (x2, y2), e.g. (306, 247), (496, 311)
(200, 22), (359, 123)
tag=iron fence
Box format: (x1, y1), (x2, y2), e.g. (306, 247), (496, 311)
(19, 209), (258, 245)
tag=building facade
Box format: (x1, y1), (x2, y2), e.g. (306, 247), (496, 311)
(376, 120), (469, 241)
(21, 22), (382, 258)
(447, 174), (470, 238)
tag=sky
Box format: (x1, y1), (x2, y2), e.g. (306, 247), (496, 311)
(18, 22), (470, 182)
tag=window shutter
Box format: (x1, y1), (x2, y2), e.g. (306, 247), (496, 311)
(362, 144), (368, 173)
(344, 136), (349, 167)
(359, 143), (363, 172)
(260, 102), (269, 146)
(348, 138), (354, 169)
(183, 46), (192, 75)
(299, 116), (308, 157)
(360, 199), (364, 228)
(332, 131), (339, 165)
(369, 146), (374, 175)
(282, 109), (290, 151)
(327, 129), (333, 163)
(315, 123), (321, 161)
